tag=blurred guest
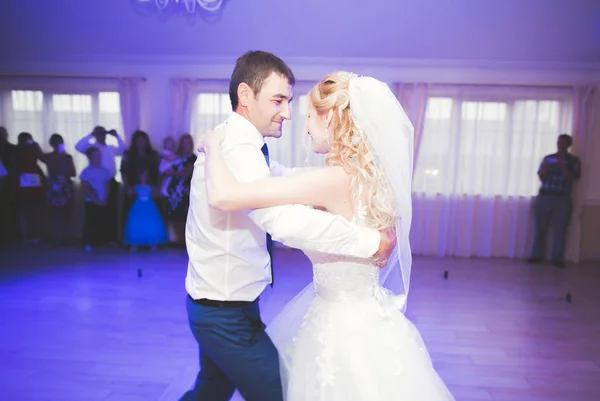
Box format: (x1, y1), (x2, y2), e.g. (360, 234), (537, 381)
(123, 169), (168, 252)
(164, 134), (196, 244)
(529, 134), (581, 268)
(75, 126), (125, 245)
(158, 136), (178, 198)
(15, 132), (46, 244)
(80, 147), (112, 251)
(120, 130), (159, 223)
(0, 127), (10, 192)
(0, 127), (18, 244)
(158, 136), (179, 221)
(40, 133), (76, 245)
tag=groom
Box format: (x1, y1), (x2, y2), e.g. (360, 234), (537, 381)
(181, 50), (396, 401)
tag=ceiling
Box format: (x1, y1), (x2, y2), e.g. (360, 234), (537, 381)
(0, 0), (599, 65)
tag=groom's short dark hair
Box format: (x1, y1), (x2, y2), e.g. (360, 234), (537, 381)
(229, 50), (296, 111)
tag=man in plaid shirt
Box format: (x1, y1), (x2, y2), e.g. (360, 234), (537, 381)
(529, 134), (581, 268)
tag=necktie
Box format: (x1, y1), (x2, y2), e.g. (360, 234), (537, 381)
(261, 143), (275, 287)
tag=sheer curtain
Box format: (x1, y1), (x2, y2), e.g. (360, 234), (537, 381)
(566, 86), (597, 262)
(171, 78), (197, 139)
(0, 85), (125, 240)
(2, 90), (124, 176)
(4, 90), (46, 143)
(411, 85), (573, 259)
(117, 78), (143, 136)
(191, 93), (232, 136)
(396, 83), (430, 165)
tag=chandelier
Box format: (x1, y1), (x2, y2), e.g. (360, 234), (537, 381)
(132, 0), (230, 22)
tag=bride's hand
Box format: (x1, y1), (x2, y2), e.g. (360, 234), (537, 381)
(197, 129), (225, 153)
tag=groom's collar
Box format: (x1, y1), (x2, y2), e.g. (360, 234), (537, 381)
(225, 112), (265, 150)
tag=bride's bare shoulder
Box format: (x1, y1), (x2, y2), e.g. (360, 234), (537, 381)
(310, 165), (350, 180)
(309, 165), (351, 189)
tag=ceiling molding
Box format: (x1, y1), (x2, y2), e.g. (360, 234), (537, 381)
(1, 56), (599, 86)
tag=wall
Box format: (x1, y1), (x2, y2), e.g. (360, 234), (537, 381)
(1, 0), (599, 144)
(2, 56), (599, 142)
(584, 98), (600, 203)
(580, 97), (600, 261)
(3, 56), (599, 203)
(0, 0), (599, 257)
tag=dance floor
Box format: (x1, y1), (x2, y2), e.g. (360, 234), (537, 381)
(1, 245), (599, 401)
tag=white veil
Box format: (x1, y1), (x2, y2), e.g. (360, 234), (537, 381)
(348, 74), (414, 311)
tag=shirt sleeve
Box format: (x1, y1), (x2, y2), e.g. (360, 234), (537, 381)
(159, 158), (173, 174)
(537, 155), (549, 175)
(269, 159), (314, 177)
(79, 167), (89, 182)
(112, 135), (126, 156)
(75, 134), (94, 154)
(222, 144), (380, 258)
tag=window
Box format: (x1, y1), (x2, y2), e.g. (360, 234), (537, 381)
(98, 92), (124, 152)
(8, 90), (124, 179)
(11, 91), (44, 139)
(414, 96), (570, 197)
(191, 93), (232, 138)
(99, 92), (122, 132)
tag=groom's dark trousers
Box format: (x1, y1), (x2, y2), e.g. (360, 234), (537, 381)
(180, 295), (284, 401)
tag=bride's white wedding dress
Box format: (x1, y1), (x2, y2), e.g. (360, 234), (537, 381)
(267, 202), (455, 401)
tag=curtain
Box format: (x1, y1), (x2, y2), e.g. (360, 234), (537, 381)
(0, 87), (126, 240)
(2, 91), (124, 177)
(2, 90), (45, 146)
(117, 78), (143, 138)
(191, 93), (232, 137)
(50, 93), (95, 175)
(183, 81), (586, 262)
(396, 83), (429, 166)
(171, 79), (195, 138)
(0, 91), (11, 130)
(411, 194), (533, 258)
(565, 86), (597, 262)
(411, 85), (574, 259)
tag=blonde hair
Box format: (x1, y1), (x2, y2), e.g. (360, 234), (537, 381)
(307, 72), (395, 230)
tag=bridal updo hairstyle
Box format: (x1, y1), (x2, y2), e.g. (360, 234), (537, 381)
(307, 72), (395, 231)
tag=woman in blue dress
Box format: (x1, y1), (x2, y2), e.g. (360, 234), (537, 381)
(123, 169), (168, 251)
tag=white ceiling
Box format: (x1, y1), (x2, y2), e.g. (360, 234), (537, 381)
(0, 0), (599, 66)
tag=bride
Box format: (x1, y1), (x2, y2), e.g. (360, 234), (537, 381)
(200, 72), (454, 401)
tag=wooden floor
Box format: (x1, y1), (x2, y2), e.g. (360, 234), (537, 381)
(1, 245), (599, 401)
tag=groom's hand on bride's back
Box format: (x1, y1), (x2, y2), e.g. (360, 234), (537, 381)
(374, 227), (397, 268)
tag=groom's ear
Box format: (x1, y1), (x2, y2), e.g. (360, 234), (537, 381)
(238, 83), (253, 108)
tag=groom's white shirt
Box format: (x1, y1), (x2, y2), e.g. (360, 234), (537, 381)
(185, 113), (380, 302)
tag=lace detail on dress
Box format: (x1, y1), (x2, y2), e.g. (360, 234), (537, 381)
(301, 184), (386, 387)
(268, 188), (454, 400)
